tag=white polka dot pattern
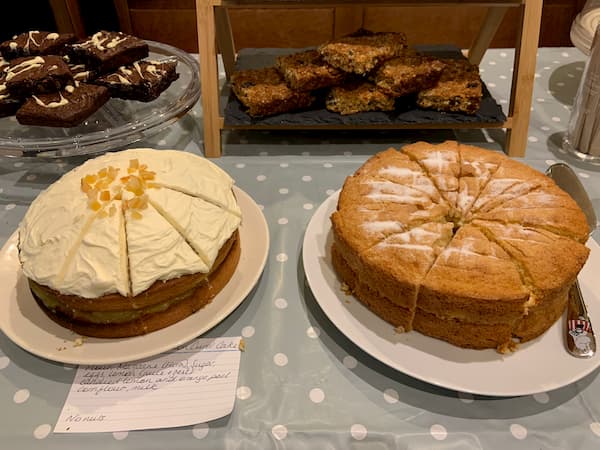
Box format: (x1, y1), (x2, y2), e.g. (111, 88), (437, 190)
(430, 424), (447, 441)
(272, 424), (288, 440)
(510, 424), (527, 440)
(33, 424), (51, 439)
(350, 424), (367, 440)
(383, 389), (399, 404)
(309, 388), (324, 403)
(192, 423), (209, 439)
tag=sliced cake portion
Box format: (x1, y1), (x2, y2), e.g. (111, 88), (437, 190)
(455, 144), (505, 218)
(353, 147), (446, 205)
(473, 220), (589, 342)
(57, 200), (129, 298)
(148, 187), (241, 268)
(472, 183), (590, 243)
(401, 140), (461, 210)
(18, 179), (96, 295)
(124, 202), (209, 296)
(416, 224), (528, 350)
(467, 157), (555, 216)
(97, 149), (242, 217)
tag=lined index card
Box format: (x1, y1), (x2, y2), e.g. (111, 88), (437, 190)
(54, 336), (242, 433)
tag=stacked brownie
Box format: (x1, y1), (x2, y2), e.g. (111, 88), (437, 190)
(0, 30), (179, 127)
(230, 29), (482, 117)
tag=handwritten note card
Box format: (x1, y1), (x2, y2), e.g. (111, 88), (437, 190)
(54, 336), (242, 433)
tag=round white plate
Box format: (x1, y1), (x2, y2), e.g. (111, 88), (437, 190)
(303, 191), (600, 397)
(0, 186), (269, 365)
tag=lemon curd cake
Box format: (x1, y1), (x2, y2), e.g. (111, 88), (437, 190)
(331, 141), (590, 352)
(18, 149), (242, 338)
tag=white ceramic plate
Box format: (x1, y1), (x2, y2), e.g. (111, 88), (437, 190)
(303, 191), (600, 397)
(0, 186), (269, 365)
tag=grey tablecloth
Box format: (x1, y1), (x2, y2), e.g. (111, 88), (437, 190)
(1, 47), (600, 449)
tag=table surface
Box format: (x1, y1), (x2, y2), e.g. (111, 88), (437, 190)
(1, 47), (600, 449)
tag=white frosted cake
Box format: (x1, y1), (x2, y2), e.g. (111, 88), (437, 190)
(18, 148), (242, 337)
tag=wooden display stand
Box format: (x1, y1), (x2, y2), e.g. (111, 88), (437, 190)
(196, 0), (543, 158)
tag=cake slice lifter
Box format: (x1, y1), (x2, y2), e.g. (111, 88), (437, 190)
(546, 162), (597, 358)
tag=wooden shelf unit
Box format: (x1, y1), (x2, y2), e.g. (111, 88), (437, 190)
(196, 0), (543, 158)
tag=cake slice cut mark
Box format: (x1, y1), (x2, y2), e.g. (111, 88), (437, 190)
(400, 141), (461, 212)
(469, 185), (591, 243)
(154, 182), (242, 218)
(147, 188), (241, 269)
(119, 201), (133, 298)
(123, 202), (209, 296)
(455, 143), (505, 218)
(467, 157), (554, 217)
(148, 198), (211, 267)
(472, 220), (589, 316)
(56, 213), (98, 285)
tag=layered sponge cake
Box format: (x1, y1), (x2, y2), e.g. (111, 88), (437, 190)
(18, 149), (241, 338)
(331, 141), (590, 352)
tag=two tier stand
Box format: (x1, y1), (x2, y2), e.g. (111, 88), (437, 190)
(196, 0), (543, 158)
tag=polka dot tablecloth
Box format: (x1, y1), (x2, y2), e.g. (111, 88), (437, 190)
(1, 48), (600, 449)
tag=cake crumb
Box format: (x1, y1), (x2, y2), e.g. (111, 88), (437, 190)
(238, 338), (246, 352)
(73, 337), (84, 347)
(341, 282), (352, 295)
(394, 326), (406, 334)
(497, 339), (519, 354)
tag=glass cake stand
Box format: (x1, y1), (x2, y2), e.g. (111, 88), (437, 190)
(0, 40), (200, 159)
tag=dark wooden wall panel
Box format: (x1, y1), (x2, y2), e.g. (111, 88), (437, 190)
(118, 1), (586, 53)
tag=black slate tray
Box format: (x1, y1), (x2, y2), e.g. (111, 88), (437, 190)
(223, 46), (507, 127)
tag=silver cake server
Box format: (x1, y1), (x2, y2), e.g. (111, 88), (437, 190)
(546, 162), (596, 358)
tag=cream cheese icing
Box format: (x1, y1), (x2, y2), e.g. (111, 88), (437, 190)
(19, 148), (240, 299)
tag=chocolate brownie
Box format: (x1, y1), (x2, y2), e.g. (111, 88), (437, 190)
(62, 54), (97, 83)
(0, 31), (76, 60)
(68, 63), (97, 83)
(5, 55), (73, 98)
(318, 30), (407, 75)
(326, 81), (395, 115)
(416, 58), (482, 115)
(68, 31), (149, 73)
(94, 58), (179, 102)
(0, 56), (8, 72)
(231, 67), (315, 117)
(0, 71), (21, 117)
(373, 53), (446, 98)
(16, 82), (110, 127)
(275, 50), (345, 91)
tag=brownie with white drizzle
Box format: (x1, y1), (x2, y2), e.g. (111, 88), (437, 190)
(5, 55), (73, 98)
(68, 31), (149, 73)
(16, 82), (110, 127)
(93, 58), (178, 102)
(0, 31), (76, 60)
(0, 70), (21, 117)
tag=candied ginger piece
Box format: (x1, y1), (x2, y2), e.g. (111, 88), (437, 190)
(131, 210), (143, 220)
(125, 175), (144, 195)
(81, 178), (92, 193)
(100, 190), (111, 201)
(88, 199), (102, 211)
(129, 158), (139, 170)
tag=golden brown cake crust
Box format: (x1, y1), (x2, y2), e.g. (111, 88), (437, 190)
(331, 141), (590, 351)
